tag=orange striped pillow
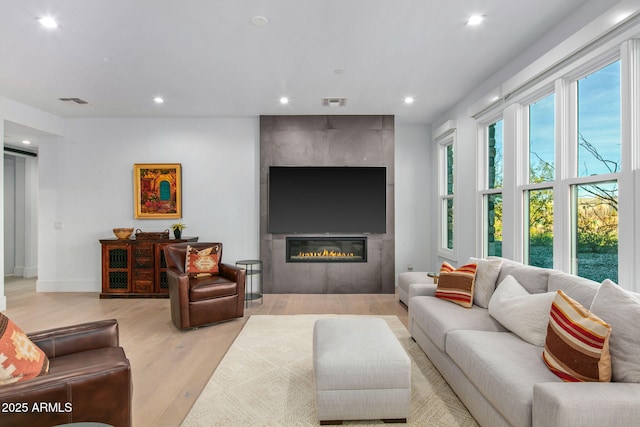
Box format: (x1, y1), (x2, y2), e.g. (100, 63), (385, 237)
(543, 290), (612, 382)
(435, 262), (477, 308)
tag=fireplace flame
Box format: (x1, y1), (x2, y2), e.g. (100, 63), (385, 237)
(298, 249), (356, 258)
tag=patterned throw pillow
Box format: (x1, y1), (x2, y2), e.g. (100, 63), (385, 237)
(435, 262), (478, 308)
(186, 245), (220, 278)
(543, 290), (611, 382)
(0, 313), (49, 385)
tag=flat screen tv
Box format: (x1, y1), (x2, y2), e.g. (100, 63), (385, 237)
(268, 166), (387, 234)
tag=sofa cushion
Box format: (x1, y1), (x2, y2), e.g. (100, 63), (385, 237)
(408, 296), (505, 352)
(493, 257), (554, 294)
(435, 262), (477, 308)
(547, 272), (600, 308)
(590, 279), (640, 383)
(488, 275), (555, 346)
(0, 313), (49, 385)
(543, 290), (611, 382)
(446, 329), (561, 427)
(469, 257), (503, 308)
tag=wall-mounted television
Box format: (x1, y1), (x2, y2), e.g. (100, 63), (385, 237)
(268, 166), (387, 234)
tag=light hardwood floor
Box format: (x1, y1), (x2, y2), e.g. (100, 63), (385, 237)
(3, 276), (408, 427)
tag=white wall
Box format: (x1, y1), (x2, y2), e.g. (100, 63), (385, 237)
(395, 124), (432, 275)
(4, 155), (15, 274)
(37, 118), (260, 292)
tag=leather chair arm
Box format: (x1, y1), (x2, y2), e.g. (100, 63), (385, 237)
(220, 263), (246, 301)
(0, 347), (130, 398)
(28, 319), (119, 359)
(220, 263), (246, 283)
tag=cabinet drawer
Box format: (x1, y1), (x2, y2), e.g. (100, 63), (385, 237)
(134, 280), (154, 293)
(134, 269), (154, 281)
(134, 257), (154, 268)
(134, 244), (154, 257)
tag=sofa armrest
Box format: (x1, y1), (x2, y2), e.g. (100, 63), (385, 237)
(533, 382), (640, 427)
(408, 283), (437, 299)
(28, 319), (119, 359)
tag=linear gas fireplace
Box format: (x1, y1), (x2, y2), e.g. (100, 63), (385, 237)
(286, 237), (367, 263)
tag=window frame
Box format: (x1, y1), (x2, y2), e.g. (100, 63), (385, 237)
(436, 126), (457, 260)
(477, 116), (505, 258)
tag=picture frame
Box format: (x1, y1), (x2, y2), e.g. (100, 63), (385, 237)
(133, 163), (182, 219)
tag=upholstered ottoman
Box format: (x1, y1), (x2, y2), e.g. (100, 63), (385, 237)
(313, 317), (411, 424)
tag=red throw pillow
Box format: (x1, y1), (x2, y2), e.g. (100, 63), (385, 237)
(0, 313), (49, 385)
(435, 262), (478, 308)
(543, 290), (612, 382)
(186, 245), (220, 278)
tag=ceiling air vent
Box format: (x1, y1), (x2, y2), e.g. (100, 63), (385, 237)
(59, 97), (89, 105)
(322, 97), (347, 107)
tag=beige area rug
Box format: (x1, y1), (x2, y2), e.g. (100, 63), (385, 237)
(181, 315), (478, 427)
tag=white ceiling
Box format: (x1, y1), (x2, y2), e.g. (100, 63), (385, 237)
(1, 0), (595, 139)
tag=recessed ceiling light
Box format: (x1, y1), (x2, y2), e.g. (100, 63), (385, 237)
(38, 16), (59, 29)
(251, 16), (269, 26)
(404, 96), (415, 105)
(280, 97), (289, 105)
(153, 97), (164, 104)
(22, 140), (32, 145)
(466, 15), (485, 26)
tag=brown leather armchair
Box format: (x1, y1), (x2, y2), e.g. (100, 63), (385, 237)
(0, 319), (132, 427)
(165, 242), (246, 330)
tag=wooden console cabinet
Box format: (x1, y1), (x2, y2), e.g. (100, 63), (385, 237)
(100, 237), (198, 298)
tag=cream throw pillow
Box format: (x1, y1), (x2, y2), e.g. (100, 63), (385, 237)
(488, 275), (555, 346)
(469, 257), (503, 308)
(590, 279), (640, 382)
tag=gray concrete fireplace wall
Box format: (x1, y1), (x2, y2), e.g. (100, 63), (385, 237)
(260, 115), (395, 294)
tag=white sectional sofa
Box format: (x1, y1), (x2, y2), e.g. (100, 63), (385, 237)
(406, 257), (640, 427)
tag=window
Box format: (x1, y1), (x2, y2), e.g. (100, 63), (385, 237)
(485, 193), (503, 257)
(525, 93), (555, 267)
(577, 61), (621, 177)
(488, 120), (503, 189)
(438, 129), (456, 257)
(572, 181), (618, 283)
(571, 61), (620, 282)
(526, 189), (554, 268)
(473, 35), (637, 289)
(483, 120), (503, 257)
(529, 94), (555, 183)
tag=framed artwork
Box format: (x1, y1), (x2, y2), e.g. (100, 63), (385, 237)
(133, 163), (182, 219)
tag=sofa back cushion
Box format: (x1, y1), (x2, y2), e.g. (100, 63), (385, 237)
(492, 257), (554, 294)
(548, 272), (600, 308)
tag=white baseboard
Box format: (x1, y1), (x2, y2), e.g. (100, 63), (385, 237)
(23, 266), (38, 278)
(11, 266), (38, 278)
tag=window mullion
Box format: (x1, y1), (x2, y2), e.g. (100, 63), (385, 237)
(554, 78), (573, 272)
(619, 39), (640, 289)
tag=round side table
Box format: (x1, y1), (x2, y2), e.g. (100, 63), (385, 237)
(236, 259), (263, 307)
